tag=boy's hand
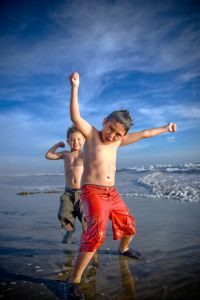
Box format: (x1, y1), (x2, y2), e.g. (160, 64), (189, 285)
(57, 141), (65, 148)
(167, 122), (177, 133)
(69, 72), (80, 88)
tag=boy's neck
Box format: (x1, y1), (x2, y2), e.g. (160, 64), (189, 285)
(70, 149), (81, 153)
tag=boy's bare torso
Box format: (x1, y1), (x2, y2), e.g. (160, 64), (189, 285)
(82, 128), (120, 187)
(63, 150), (84, 189)
(69, 72), (176, 188)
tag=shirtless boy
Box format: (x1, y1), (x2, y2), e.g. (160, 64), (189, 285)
(45, 126), (86, 243)
(67, 72), (176, 298)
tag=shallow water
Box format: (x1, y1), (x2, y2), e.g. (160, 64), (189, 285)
(0, 175), (200, 299)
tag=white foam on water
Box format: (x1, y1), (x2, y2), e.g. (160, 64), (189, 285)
(138, 172), (200, 202)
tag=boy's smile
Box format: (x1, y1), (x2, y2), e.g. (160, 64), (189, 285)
(101, 119), (126, 144)
(68, 132), (85, 151)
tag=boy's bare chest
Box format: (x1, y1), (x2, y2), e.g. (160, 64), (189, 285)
(94, 144), (117, 161)
(64, 153), (83, 168)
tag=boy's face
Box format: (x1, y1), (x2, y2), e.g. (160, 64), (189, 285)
(67, 132), (85, 151)
(101, 118), (126, 144)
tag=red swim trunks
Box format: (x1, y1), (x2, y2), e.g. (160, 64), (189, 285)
(79, 184), (136, 252)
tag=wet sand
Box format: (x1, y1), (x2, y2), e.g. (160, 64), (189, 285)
(0, 189), (200, 299)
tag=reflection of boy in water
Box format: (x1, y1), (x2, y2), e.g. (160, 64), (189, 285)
(45, 126), (86, 243)
(119, 256), (136, 300)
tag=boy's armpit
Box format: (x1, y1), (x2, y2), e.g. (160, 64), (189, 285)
(120, 132), (143, 146)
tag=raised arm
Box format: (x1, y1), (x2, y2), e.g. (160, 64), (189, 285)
(69, 72), (93, 138)
(120, 122), (177, 146)
(45, 142), (66, 160)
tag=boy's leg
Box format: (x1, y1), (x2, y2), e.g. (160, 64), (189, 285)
(118, 240), (142, 259)
(65, 222), (74, 231)
(74, 200), (99, 266)
(91, 250), (98, 267)
(62, 225), (76, 244)
(74, 200), (87, 232)
(118, 235), (133, 253)
(117, 223), (141, 259)
(69, 251), (96, 283)
(69, 185), (110, 283)
(110, 189), (141, 259)
(58, 192), (76, 243)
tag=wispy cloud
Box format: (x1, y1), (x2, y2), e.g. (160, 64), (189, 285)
(0, 0), (199, 173)
(1, 0), (199, 93)
(137, 103), (200, 129)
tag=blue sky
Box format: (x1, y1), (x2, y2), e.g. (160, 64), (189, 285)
(0, 0), (199, 175)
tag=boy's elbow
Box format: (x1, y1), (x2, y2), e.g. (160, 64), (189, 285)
(45, 153), (50, 159)
(70, 113), (80, 124)
(140, 130), (148, 139)
(70, 116), (81, 129)
(70, 115), (76, 123)
(70, 106), (82, 120)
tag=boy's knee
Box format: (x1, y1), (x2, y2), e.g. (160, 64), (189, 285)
(95, 230), (105, 248)
(80, 229), (105, 251)
(82, 218), (87, 232)
(58, 215), (75, 228)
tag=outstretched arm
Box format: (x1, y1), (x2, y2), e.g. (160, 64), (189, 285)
(120, 123), (177, 146)
(69, 72), (93, 138)
(45, 142), (66, 160)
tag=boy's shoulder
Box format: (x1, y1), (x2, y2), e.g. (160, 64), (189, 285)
(63, 150), (83, 157)
(62, 150), (71, 156)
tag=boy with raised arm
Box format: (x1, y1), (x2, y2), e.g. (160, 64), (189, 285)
(67, 72), (176, 297)
(45, 126), (87, 243)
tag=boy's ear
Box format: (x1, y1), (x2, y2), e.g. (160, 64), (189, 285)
(102, 118), (107, 126)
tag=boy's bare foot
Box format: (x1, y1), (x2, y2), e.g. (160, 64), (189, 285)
(64, 281), (85, 300)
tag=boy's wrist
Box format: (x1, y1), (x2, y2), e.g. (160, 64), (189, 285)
(71, 85), (79, 90)
(166, 124), (170, 132)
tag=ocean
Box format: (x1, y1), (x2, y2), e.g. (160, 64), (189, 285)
(0, 163), (200, 299)
(1, 162), (199, 203)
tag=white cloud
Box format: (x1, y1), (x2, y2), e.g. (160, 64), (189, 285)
(0, 0), (199, 86)
(0, 0), (199, 174)
(180, 70), (200, 82)
(138, 104), (200, 128)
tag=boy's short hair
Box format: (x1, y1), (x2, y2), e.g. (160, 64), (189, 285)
(106, 109), (133, 133)
(67, 125), (81, 139)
